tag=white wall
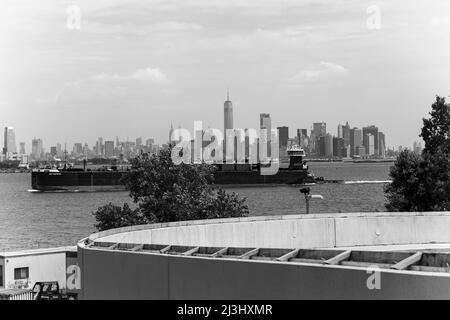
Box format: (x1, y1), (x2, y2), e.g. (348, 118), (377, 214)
(2, 252), (67, 290)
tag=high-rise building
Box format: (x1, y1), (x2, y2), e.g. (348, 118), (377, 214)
(333, 137), (345, 158)
(31, 138), (43, 160)
(224, 90), (234, 133)
(313, 122), (326, 138)
(73, 143), (83, 156)
(277, 126), (289, 148)
(169, 123), (174, 145)
(364, 134), (375, 156)
(50, 146), (57, 156)
(96, 137), (104, 156)
(342, 122), (351, 147)
(19, 142), (26, 155)
(363, 125), (379, 156)
(350, 128), (362, 156)
(105, 141), (115, 158)
(378, 132), (386, 158)
(3, 127), (17, 157)
(312, 122), (326, 154)
(260, 113), (272, 157)
(337, 124), (343, 139)
(325, 134), (333, 158)
(56, 143), (62, 158)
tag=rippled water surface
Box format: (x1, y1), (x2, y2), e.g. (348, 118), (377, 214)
(0, 162), (391, 251)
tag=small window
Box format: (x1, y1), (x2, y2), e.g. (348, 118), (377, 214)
(0, 265), (3, 287)
(14, 267), (29, 280)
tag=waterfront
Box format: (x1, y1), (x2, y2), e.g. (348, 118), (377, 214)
(0, 162), (391, 251)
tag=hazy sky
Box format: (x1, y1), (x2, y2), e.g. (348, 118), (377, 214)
(1, 0), (450, 150)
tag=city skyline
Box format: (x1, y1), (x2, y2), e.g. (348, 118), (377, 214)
(2, 0), (450, 149)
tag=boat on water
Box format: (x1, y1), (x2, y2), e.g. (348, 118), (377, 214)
(30, 145), (322, 192)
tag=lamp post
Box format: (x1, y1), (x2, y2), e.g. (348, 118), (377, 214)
(300, 187), (324, 214)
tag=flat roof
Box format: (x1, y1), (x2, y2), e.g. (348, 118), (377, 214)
(0, 246), (77, 259)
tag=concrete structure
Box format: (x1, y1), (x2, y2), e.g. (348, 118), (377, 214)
(0, 246), (78, 296)
(78, 212), (450, 299)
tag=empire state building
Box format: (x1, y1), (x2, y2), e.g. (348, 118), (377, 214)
(224, 89), (233, 132)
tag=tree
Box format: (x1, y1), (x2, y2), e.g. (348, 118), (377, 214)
(385, 96), (450, 211)
(93, 148), (249, 231)
(421, 96), (450, 155)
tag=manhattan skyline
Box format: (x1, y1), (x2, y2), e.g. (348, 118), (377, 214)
(2, 0), (450, 148)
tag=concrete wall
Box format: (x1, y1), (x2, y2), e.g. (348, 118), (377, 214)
(91, 212), (450, 249)
(78, 246), (450, 300)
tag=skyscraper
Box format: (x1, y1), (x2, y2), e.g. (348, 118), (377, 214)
(169, 123), (174, 145)
(105, 141), (115, 158)
(350, 128), (362, 156)
(19, 142), (26, 155)
(363, 125), (379, 156)
(260, 113), (272, 156)
(277, 126), (289, 148)
(378, 132), (386, 158)
(342, 122), (351, 147)
(224, 89), (233, 133)
(31, 138), (43, 160)
(3, 127), (17, 157)
(325, 134), (333, 158)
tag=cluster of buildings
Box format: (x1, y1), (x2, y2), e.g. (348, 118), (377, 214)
(220, 93), (388, 160)
(0, 125), (161, 164)
(283, 122), (387, 159)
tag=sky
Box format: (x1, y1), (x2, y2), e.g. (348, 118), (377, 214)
(1, 0), (450, 150)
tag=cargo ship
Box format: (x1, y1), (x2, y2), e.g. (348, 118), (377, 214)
(30, 146), (317, 191)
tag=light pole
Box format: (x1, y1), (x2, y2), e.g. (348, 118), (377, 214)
(300, 187), (324, 214)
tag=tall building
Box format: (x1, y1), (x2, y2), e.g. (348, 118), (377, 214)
(363, 125), (379, 156)
(313, 122), (326, 138)
(169, 123), (174, 145)
(224, 89), (234, 133)
(364, 134), (375, 156)
(277, 126), (289, 148)
(73, 143), (83, 156)
(325, 134), (333, 158)
(378, 132), (386, 158)
(350, 128), (362, 156)
(337, 124), (343, 139)
(260, 113), (272, 156)
(96, 137), (104, 156)
(3, 127), (17, 157)
(105, 141), (115, 158)
(50, 146), (57, 157)
(312, 122), (326, 154)
(31, 138), (43, 160)
(19, 142), (26, 155)
(342, 122), (351, 147)
(333, 137), (345, 158)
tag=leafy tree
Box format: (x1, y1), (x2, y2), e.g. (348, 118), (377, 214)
(385, 96), (450, 211)
(93, 148), (249, 231)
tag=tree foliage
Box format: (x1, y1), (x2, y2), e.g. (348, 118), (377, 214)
(385, 96), (450, 211)
(93, 148), (249, 231)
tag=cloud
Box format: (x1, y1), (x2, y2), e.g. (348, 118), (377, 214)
(284, 61), (349, 87)
(92, 67), (170, 84)
(37, 67), (170, 107)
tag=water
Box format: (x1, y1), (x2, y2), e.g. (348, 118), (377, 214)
(0, 162), (391, 251)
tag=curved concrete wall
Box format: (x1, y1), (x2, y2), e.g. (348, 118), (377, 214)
(78, 212), (450, 299)
(89, 212), (450, 249)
